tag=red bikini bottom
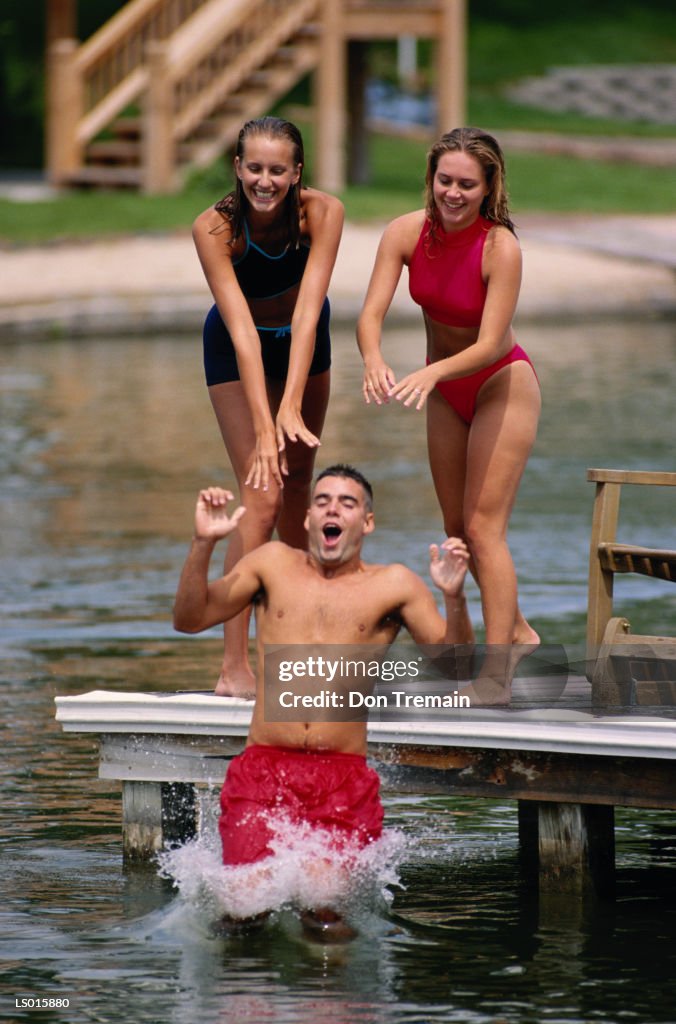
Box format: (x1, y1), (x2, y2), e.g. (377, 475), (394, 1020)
(429, 344), (537, 424)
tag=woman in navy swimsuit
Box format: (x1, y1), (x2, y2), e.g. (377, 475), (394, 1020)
(194, 117), (344, 696)
(357, 128), (540, 684)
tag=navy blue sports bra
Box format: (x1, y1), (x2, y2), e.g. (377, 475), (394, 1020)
(233, 221), (310, 300)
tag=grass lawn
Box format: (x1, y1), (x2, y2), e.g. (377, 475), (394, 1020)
(1, 129), (673, 245)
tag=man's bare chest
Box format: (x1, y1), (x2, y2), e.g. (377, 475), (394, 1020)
(257, 573), (399, 644)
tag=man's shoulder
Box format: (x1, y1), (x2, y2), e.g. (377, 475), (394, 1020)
(364, 560), (424, 591)
(251, 540), (304, 565)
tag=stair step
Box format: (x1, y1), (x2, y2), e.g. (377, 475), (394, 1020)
(63, 165), (143, 189)
(86, 140), (141, 164)
(275, 46), (298, 64)
(110, 117), (142, 140)
(245, 70), (272, 88)
(294, 22), (321, 39)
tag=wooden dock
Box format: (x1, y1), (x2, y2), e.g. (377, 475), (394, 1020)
(55, 681), (676, 899)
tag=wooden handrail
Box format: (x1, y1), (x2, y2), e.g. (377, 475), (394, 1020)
(587, 468), (676, 487)
(73, 0), (209, 127)
(168, 0), (322, 142)
(76, 0), (207, 72)
(61, 0), (212, 149)
(166, 0), (268, 77)
(77, 68), (148, 145)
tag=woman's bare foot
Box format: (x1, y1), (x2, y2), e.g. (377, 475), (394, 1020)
(463, 672), (511, 706)
(513, 614), (541, 648)
(214, 664), (256, 699)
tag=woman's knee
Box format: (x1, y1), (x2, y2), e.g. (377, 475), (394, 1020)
(442, 514), (466, 539)
(242, 487), (283, 536)
(282, 460), (315, 501)
(464, 518), (507, 561)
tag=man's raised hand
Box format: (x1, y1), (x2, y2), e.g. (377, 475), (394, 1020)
(195, 488), (246, 540)
(429, 538), (470, 598)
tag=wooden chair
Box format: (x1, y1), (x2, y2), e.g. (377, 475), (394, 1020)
(586, 468), (676, 706)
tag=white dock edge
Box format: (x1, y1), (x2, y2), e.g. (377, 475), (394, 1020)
(54, 689), (676, 897)
(54, 689), (676, 759)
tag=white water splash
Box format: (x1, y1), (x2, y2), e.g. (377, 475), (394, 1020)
(158, 813), (408, 923)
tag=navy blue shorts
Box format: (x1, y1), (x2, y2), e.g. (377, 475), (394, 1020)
(203, 297), (332, 385)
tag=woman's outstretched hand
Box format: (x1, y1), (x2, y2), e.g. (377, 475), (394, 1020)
(274, 406), (321, 477)
(362, 359), (396, 406)
(244, 428), (286, 492)
(387, 365), (439, 411)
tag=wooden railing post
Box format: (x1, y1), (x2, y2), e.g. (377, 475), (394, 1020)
(46, 0), (77, 46)
(347, 40), (370, 185)
(46, 38), (83, 186)
(586, 477), (622, 654)
(143, 41), (175, 194)
(314, 0), (346, 193)
(436, 0), (467, 133)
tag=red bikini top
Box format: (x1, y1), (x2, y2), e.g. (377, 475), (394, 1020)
(408, 215), (492, 327)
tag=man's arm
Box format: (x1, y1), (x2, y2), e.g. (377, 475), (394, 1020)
(173, 487), (259, 634)
(429, 538), (475, 644)
(399, 538), (474, 646)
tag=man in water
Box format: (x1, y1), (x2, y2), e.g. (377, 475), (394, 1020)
(173, 464), (475, 939)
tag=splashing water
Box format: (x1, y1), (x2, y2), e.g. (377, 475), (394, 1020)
(158, 811), (408, 925)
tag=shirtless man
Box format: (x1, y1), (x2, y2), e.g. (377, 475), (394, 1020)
(173, 464), (474, 938)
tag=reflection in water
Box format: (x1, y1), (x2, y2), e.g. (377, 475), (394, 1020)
(1, 321), (676, 1022)
(2, 321), (675, 641)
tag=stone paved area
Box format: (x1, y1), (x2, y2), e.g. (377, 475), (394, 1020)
(507, 65), (676, 125)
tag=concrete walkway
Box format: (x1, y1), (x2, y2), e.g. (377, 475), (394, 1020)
(0, 213), (674, 338)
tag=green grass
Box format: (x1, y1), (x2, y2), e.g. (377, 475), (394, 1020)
(467, 10), (676, 88)
(0, 190), (210, 245)
(343, 146), (676, 222)
(507, 152), (675, 215)
(1, 134), (673, 246)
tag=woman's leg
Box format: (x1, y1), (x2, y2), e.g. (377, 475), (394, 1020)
(463, 361), (541, 647)
(426, 389), (470, 538)
(269, 371), (331, 547)
(208, 380), (284, 697)
(427, 376), (540, 649)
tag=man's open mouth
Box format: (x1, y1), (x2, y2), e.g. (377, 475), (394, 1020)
(322, 524), (342, 545)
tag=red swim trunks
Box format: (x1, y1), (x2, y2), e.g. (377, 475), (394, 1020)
(219, 744), (383, 866)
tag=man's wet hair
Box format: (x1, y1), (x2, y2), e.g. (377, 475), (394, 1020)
(314, 464), (374, 511)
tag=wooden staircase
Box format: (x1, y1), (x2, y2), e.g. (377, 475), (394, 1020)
(47, 0), (324, 193)
(46, 0), (466, 194)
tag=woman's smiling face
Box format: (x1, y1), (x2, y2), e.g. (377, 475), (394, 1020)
(432, 150), (488, 232)
(234, 135), (301, 218)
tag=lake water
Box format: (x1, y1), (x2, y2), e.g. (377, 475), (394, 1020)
(1, 319), (676, 1023)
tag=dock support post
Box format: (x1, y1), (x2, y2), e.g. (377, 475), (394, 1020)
(537, 802), (615, 898)
(517, 799), (539, 875)
(518, 800), (615, 898)
(122, 781), (198, 862)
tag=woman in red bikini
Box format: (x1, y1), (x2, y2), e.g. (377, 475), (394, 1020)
(357, 127), (541, 653)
